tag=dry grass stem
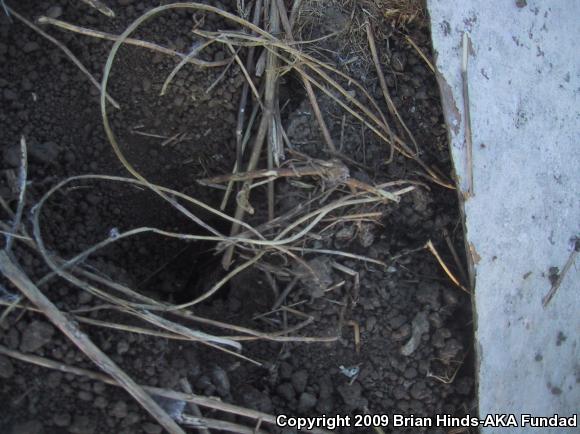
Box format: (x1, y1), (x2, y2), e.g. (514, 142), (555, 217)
(404, 34), (435, 73)
(161, 39), (216, 95)
(5, 136), (27, 254)
(7, 6), (120, 109)
(425, 240), (470, 294)
(173, 252), (265, 309)
(443, 228), (469, 290)
(235, 0), (263, 166)
(0, 297), (333, 345)
(223, 101), (261, 209)
(37, 16), (230, 68)
(266, 0), (282, 222)
(199, 159), (348, 185)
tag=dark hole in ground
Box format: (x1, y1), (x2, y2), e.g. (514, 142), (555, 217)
(279, 74), (309, 124)
(141, 221), (232, 306)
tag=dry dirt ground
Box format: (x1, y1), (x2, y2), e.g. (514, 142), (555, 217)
(0, 1), (476, 433)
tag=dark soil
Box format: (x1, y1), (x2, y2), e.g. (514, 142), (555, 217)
(0, 1), (476, 433)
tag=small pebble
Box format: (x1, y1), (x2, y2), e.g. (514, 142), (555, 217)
(20, 321), (55, 352)
(142, 423), (162, 434)
(111, 400), (128, 418)
(291, 370), (308, 394)
(116, 340), (129, 355)
(4, 89), (17, 100)
(46, 5), (63, 19)
(78, 391), (93, 401)
(298, 392), (317, 412)
(53, 413), (72, 427)
(23, 42), (40, 53)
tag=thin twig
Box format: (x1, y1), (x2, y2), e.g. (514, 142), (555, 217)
(267, 140), (275, 221)
(0, 136), (27, 323)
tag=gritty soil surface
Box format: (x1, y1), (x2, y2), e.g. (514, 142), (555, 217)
(1, 1), (475, 433)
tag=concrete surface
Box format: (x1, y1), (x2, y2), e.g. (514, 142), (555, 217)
(426, 0), (579, 431)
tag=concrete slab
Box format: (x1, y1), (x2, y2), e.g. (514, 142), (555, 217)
(426, 0), (579, 431)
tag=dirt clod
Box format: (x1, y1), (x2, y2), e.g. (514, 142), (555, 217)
(337, 381), (368, 410)
(238, 385), (273, 413)
(401, 311), (430, 356)
(20, 321), (55, 353)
